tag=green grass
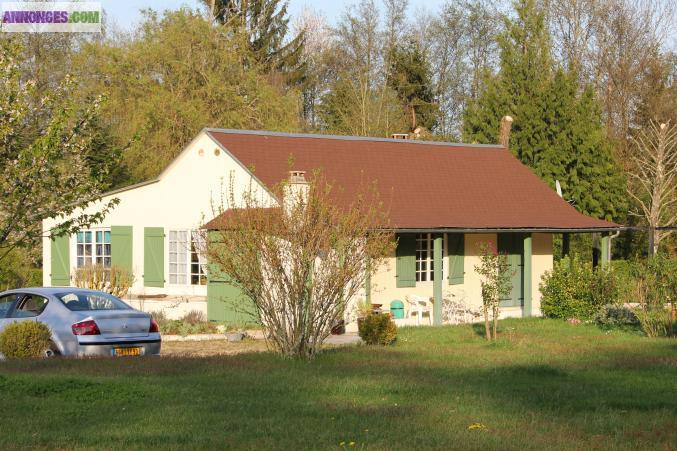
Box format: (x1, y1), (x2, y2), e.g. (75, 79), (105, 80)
(0, 318), (675, 450)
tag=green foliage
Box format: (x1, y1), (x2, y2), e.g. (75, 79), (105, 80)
(462, 0), (626, 222)
(634, 308), (674, 338)
(150, 310), (218, 336)
(387, 38), (439, 130)
(318, 76), (408, 137)
(594, 304), (640, 331)
(358, 313), (397, 345)
(631, 254), (676, 337)
(0, 321), (52, 359)
(0, 248), (42, 290)
(632, 254), (676, 307)
(203, 0), (305, 84)
(77, 9), (300, 182)
(540, 255), (621, 320)
(0, 38), (119, 258)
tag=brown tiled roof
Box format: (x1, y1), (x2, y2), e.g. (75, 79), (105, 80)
(204, 129), (620, 231)
(204, 207), (281, 230)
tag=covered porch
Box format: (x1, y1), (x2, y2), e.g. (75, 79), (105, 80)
(363, 227), (624, 327)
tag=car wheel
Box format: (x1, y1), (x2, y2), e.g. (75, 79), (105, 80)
(44, 341), (61, 358)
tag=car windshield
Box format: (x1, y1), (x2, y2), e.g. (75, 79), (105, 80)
(56, 291), (131, 311)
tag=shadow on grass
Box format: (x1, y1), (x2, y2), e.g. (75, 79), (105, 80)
(0, 320), (675, 449)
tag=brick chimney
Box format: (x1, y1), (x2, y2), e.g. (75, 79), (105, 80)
(499, 115), (513, 149)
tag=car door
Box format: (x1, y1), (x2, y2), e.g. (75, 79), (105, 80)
(0, 294), (20, 333)
(8, 294), (50, 324)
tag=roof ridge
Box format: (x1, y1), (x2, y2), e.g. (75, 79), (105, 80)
(204, 128), (503, 149)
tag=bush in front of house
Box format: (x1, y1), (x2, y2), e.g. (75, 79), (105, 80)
(358, 313), (397, 345)
(0, 321), (52, 359)
(150, 310), (218, 336)
(540, 255), (621, 320)
(72, 264), (134, 298)
(630, 255), (675, 337)
(594, 304), (640, 331)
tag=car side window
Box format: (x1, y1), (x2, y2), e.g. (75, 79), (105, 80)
(10, 295), (49, 318)
(0, 294), (18, 318)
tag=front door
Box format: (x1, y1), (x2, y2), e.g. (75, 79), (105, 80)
(498, 233), (524, 308)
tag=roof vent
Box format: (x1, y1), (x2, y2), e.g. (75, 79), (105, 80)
(391, 133), (409, 140)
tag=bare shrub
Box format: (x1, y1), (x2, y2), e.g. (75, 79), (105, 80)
(72, 264), (134, 298)
(204, 171), (394, 359)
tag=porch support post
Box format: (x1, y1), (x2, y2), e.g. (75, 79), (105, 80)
(365, 257), (371, 305)
(562, 233), (570, 258)
(523, 234), (532, 317)
(600, 233), (610, 268)
(433, 235), (443, 325)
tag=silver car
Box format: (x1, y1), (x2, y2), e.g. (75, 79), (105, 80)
(0, 288), (161, 358)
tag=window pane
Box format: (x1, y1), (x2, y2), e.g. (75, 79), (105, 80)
(104, 231), (111, 243)
(103, 257), (111, 267)
(77, 232), (84, 243)
(84, 232), (92, 243)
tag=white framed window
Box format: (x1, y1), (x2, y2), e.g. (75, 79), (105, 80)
(415, 233), (444, 282)
(76, 230), (110, 268)
(169, 230), (207, 285)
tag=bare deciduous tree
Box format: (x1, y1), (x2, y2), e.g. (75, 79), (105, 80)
(627, 121), (676, 255)
(205, 172), (395, 359)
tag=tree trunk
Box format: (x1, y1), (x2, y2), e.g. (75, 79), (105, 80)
(483, 303), (490, 341)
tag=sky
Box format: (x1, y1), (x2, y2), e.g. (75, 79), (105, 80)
(102, 0), (447, 31)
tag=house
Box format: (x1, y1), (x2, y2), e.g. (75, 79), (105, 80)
(42, 129), (621, 326)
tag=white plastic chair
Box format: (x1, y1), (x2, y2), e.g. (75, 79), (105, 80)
(405, 295), (433, 326)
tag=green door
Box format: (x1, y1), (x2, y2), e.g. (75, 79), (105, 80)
(206, 231), (256, 324)
(498, 233), (524, 307)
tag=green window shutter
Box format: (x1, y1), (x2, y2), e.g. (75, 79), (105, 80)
(395, 234), (416, 288)
(50, 234), (70, 286)
(448, 233), (465, 285)
(111, 226), (133, 273)
(144, 227), (164, 287)
(498, 233), (524, 307)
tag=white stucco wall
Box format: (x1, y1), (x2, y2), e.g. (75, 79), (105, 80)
(42, 131), (276, 297)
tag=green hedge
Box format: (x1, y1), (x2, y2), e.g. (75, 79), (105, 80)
(539, 255), (621, 320)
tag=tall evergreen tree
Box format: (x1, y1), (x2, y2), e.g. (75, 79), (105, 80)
(387, 38), (439, 131)
(463, 0), (626, 221)
(203, 0), (305, 84)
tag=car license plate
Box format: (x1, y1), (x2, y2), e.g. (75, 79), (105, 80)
(114, 347), (141, 357)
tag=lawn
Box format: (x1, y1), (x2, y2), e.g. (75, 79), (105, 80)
(0, 318), (675, 450)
